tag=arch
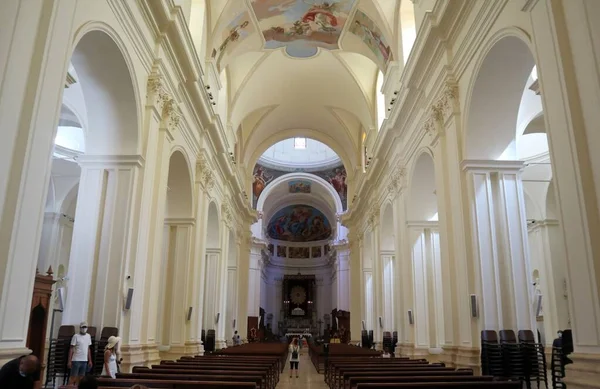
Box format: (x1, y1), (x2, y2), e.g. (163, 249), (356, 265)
(407, 150), (438, 221)
(398, 0), (417, 63)
(165, 150), (194, 219)
(255, 172), (343, 215)
(246, 130), (355, 180)
(206, 201), (220, 249)
(376, 70), (386, 131)
(69, 27), (140, 155)
(464, 31), (536, 160)
(380, 201), (395, 251)
(545, 178), (558, 220)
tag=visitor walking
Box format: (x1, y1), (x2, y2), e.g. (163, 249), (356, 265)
(289, 338), (300, 378)
(102, 336), (120, 378)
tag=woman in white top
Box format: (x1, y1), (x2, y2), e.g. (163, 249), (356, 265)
(382, 347), (391, 358)
(102, 336), (120, 378)
(289, 338), (300, 378)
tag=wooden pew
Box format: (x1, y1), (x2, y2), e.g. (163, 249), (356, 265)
(329, 362), (447, 388)
(96, 378), (257, 389)
(354, 382), (521, 389)
(154, 361), (275, 387)
(145, 364), (274, 388)
(117, 372), (265, 389)
(346, 375), (495, 389)
(342, 370), (474, 389)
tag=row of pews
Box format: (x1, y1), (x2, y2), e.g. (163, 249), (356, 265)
(320, 344), (522, 389)
(59, 343), (287, 389)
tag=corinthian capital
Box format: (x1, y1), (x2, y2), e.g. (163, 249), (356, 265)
(147, 73), (171, 111)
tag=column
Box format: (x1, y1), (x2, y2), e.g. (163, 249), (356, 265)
(62, 156), (142, 331)
(214, 220), (229, 349)
(395, 191), (415, 354)
(462, 160), (534, 332)
(407, 223), (431, 353)
(527, 2), (600, 386)
(349, 238), (362, 343)
(0, 0), (77, 364)
(336, 246), (351, 312)
(236, 232), (251, 340)
(37, 212), (62, 273)
(247, 244), (263, 318)
(225, 234), (239, 344)
(381, 252), (395, 333)
(162, 220), (194, 357)
(527, 219), (569, 346)
(203, 249), (220, 332)
(370, 214), (385, 348)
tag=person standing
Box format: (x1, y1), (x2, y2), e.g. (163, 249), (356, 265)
(0, 355), (41, 389)
(289, 338), (300, 378)
(68, 322), (92, 385)
(101, 336), (120, 378)
(232, 331), (241, 346)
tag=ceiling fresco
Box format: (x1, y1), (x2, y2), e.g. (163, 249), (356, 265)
(349, 9), (393, 70)
(212, 10), (255, 70)
(250, 0), (358, 58)
(267, 204), (332, 242)
(252, 162), (348, 209)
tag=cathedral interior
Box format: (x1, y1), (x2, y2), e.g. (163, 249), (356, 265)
(1, 0), (600, 388)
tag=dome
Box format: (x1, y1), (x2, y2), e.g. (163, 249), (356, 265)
(258, 138), (341, 172)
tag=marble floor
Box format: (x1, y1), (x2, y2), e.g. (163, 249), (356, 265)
(277, 351), (328, 388)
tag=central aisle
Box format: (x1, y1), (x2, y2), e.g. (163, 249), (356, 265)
(277, 350), (328, 388)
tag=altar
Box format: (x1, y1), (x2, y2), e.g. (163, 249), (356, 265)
(279, 274), (318, 336)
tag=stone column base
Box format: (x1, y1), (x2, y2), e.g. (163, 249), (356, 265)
(394, 343), (415, 357)
(215, 339), (227, 350)
(159, 341), (204, 361)
(120, 343), (161, 373)
(454, 346), (481, 374)
(0, 347), (32, 367)
(564, 353), (600, 389)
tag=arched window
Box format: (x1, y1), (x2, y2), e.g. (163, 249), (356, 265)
(376, 71), (386, 131)
(400, 0), (417, 64)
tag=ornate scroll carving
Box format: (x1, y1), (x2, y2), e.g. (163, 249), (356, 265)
(424, 83), (459, 138)
(387, 166), (406, 196)
(196, 154), (215, 191)
(162, 98), (181, 131)
(147, 74), (171, 112)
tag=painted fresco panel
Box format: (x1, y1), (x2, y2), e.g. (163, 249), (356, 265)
(267, 204), (332, 242)
(349, 10), (392, 69)
(289, 180), (312, 193)
(212, 11), (255, 70)
(289, 246), (310, 259)
(250, 0), (357, 58)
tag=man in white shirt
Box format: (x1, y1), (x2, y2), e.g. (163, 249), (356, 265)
(68, 321), (92, 385)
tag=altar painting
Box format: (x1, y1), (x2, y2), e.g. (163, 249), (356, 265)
(250, 0), (357, 58)
(311, 246), (322, 258)
(277, 245), (287, 257)
(289, 246), (310, 259)
(267, 204), (332, 242)
(289, 180), (311, 193)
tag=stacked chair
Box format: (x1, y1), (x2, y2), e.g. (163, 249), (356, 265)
(519, 330), (548, 389)
(205, 329), (216, 353)
(44, 325), (74, 387)
(481, 329), (548, 389)
(382, 331), (393, 352)
(481, 330), (505, 377)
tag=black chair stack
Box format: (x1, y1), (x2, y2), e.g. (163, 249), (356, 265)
(392, 331), (398, 349)
(368, 330), (374, 349)
(519, 330), (548, 389)
(44, 325), (74, 387)
(361, 330), (369, 349)
(205, 329), (216, 352)
(481, 330), (504, 377)
(499, 330), (526, 383)
(382, 331), (393, 352)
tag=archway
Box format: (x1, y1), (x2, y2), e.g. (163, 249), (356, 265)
(225, 229), (238, 343)
(465, 36), (536, 160)
(407, 152), (444, 351)
(202, 202), (221, 342)
(62, 29), (140, 328)
(157, 150), (194, 354)
(379, 202), (396, 339)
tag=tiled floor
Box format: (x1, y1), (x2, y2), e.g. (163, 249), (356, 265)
(277, 352), (328, 388)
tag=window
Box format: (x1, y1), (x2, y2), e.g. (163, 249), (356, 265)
(294, 137), (306, 149)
